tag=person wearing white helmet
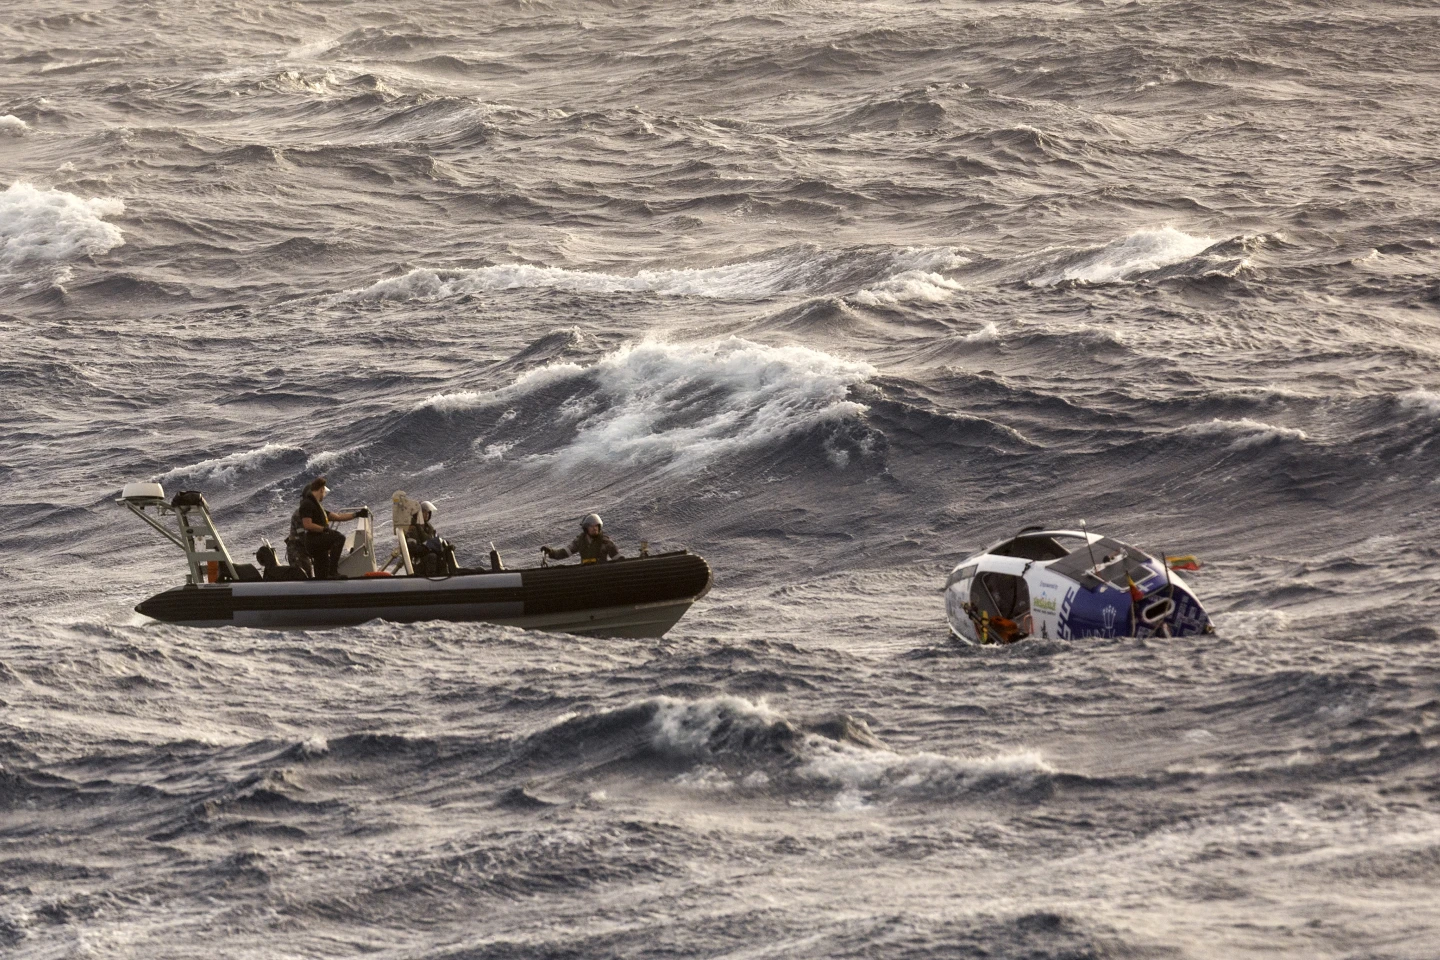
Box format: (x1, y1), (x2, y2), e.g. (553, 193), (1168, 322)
(543, 513), (619, 564)
(407, 500), (454, 575)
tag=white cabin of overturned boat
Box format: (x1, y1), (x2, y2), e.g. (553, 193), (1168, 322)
(945, 527), (1212, 645)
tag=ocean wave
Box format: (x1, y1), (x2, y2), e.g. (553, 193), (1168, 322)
(1027, 226), (1223, 287)
(0, 183), (125, 273)
(798, 744), (1055, 807)
(421, 337), (875, 469)
(320, 25), (456, 59)
(1181, 418), (1309, 449)
(646, 695), (1054, 806)
(350, 245), (966, 304)
(255, 68), (375, 99)
(0, 116), (28, 136)
(853, 269), (964, 306)
(1397, 389), (1440, 416)
(648, 695), (794, 757)
(157, 443), (304, 486)
(961, 321), (1002, 344)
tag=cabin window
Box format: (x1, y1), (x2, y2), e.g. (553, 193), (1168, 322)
(946, 564), (978, 589)
(991, 536), (1071, 562)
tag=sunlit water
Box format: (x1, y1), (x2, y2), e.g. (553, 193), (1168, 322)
(3, 2), (1440, 957)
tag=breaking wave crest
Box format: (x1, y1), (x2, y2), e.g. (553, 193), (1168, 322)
(157, 443), (306, 485)
(352, 245), (965, 303)
(1026, 226), (1238, 287)
(0, 183), (125, 274)
(1182, 417), (1310, 449)
(423, 337), (876, 469)
(853, 269), (964, 306)
(644, 695), (1055, 807)
(1397, 390), (1440, 416)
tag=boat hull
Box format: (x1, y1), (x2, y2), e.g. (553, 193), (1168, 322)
(944, 530), (1212, 645)
(135, 552), (712, 638)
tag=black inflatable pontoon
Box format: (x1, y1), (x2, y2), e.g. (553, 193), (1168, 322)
(119, 483), (711, 638)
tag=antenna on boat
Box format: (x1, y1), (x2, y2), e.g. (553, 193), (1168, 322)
(1080, 519), (1101, 576)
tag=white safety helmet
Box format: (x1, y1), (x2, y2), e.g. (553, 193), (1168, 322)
(420, 500), (436, 518)
(581, 513), (602, 532)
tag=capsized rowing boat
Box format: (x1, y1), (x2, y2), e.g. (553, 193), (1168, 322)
(944, 525), (1212, 645)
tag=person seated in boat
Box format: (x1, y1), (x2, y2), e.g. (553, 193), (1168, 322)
(297, 476), (367, 579)
(543, 513), (619, 564)
(255, 543), (308, 582)
(405, 500), (456, 575)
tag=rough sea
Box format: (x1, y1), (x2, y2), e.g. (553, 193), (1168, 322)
(4, 2), (1440, 956)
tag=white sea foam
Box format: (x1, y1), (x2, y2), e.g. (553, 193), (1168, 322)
(646, 695), (1053, 803)
(352, 246), (966, 304)
(797, 743), (1055, 798)
(298, 735), (330, 757)
(304, 448), (356, 474)
(1398, 389), (1440, 416)
(0, 115), (28, 136)
(853, 270), (963, 306)
(159, 443), (301, 485)
(358, 259), (807, 302)
(852, 247), (968, 305)
(961, 321), (1000, 343)
(0, 182), (125, 271)
(672, 766), (738, 792)
(424, 338), (876, 469)
(649, 695), (786, 758)
(1182, 417), (1309, 449)
(1028, 226), (1214, 287)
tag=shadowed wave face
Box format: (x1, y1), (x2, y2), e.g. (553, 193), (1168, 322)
(3, 1), (1440, 958)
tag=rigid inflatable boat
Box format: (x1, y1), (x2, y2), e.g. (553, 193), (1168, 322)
(119, 483), (712, 637)
(944, 526), (1212, 645)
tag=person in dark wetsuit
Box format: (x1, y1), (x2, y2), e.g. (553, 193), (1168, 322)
(406, 500), (455, 575)
(543, 513), (619, 564)
(297, 477), (367, 578)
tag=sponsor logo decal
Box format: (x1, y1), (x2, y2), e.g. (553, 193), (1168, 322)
(1057, 586), (1078, 639)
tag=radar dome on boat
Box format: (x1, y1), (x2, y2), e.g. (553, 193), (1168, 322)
(121, 482), (166, 502)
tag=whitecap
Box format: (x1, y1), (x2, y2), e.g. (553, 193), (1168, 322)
(0, 182), (125, 272)
(424, 337), (876, 470)
(0, 115), (28, 136)
(1397, 389), (1440, 416)
(853, 269), (963, 306)
(357, 258), (814, 303)
(645, 694), (1054, 802)
(797, 743), (1056, 797)
(350, 245), (968, 304)
(649, 695), (786, 758)
(1028, 226), (1215, 287)
(1182, 417), (1309, 449)
(960, 321), (1000, 343)
(158, 443), (302, 485)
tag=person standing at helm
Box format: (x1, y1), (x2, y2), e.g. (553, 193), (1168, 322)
(298, 477), (366, 578)
(543, 513), (619, 564)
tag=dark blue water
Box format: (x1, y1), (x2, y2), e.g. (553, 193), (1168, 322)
(4, 2), (1440, 956)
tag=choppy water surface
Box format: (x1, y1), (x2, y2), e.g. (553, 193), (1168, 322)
(4, 1), (1440, 956)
